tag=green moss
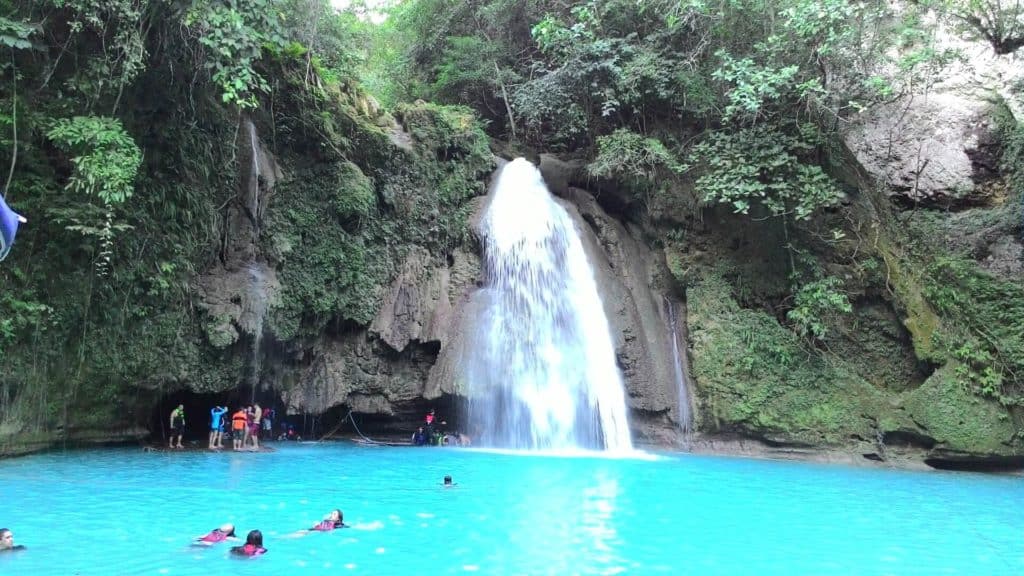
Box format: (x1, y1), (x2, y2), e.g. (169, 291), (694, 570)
(689, 274), (893, 444)
(204, 314), (238, 349)
(876, 236), (943, 362)
(264, 101), (493, 340)
(334, 161), (376, 222)
(903, 365), (1017, 454)
(395, 102), (493, 166)
(829, 301), (923, 392)
(922, 256), (1024, 404)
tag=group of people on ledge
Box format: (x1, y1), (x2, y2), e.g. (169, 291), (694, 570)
(411, 409), (472, 446)
(193, 509), (347, 557)
(166, 402), (278, 450)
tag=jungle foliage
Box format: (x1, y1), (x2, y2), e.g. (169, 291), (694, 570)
(386, 0), (1023, 444)
(0, 0), (1021, 452)
(0, 0), (489, 444)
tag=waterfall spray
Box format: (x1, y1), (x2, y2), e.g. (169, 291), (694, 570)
(466, 158), (632, 451)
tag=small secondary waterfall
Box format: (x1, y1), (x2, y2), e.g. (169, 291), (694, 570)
(244, 263), (270, 404)
(467, 158), (632, 451)
(664, 296), (692, 433)
(245, 119), (262, 241)
(239, 119), (271, 403)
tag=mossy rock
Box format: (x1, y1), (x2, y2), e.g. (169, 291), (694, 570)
(902, 365), (1017, 454)
(205, 315), (239, 349)
(688, 273), (895, 445)
(333, 161), (377, 223)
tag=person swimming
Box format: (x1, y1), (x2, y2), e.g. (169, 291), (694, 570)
(194, 523), (236, 545)
(230, 530), (266, 557)
(0, 528), (25, 552)
(443, 475), (457, 487)
(282, 509), (346, 539)
(310, 509), (346, 531)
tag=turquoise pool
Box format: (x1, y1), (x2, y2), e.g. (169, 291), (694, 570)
(0, 444), (1021, 575)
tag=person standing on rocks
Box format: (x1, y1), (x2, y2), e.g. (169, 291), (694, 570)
(250, 403), (262, 450)
(168, 404), (185, 449)
(231, 407), (248, 450)
(262, 406), (274, 439)
(209, 405), (227, 450)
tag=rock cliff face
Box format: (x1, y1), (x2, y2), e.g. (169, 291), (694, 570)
(272, 159), (692, 444)
(844, 32), (1023, 207)
(658, 26), (1024, 467)
(557, 187), (689, 442)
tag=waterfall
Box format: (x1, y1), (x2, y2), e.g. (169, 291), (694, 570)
(244, 263), (270, 403)
(246, 119), (262, 240)
(664, 296), (692, 433)
(239, 118), (268, 401)
(466, 158), (632, 451)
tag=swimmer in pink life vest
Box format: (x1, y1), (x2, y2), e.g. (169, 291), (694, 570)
(309, 509), (346, 531)
(230, 530), (267, 557)
(282, 508), (347, 538)
(194, 523), (237, 545)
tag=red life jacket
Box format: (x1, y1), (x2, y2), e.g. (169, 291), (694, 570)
(236, 544), (266, 556)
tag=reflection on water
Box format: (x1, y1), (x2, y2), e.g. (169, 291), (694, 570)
(581, 471), (621, 571)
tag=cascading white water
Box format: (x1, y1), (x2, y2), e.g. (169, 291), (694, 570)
(243, 263), (270, 404)
(466, 158), (632, 451)
(247, 119), (261, 236)
(664, 296), (692, 433)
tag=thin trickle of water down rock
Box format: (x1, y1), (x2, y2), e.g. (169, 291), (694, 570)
(466, 158), (632, 451)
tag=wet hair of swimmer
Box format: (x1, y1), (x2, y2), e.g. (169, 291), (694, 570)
(331, 509), (344, 523)
(444, 475), (453, 485)
(245, 530), (263, 547)
(220, 523), (236, 537)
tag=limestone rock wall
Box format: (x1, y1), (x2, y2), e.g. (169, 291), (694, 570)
(843, 27), (1023, 207)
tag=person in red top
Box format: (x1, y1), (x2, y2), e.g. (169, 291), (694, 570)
(230, 530), (266, 557)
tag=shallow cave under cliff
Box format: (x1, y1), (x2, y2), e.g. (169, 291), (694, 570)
(146, 389), (284, 446)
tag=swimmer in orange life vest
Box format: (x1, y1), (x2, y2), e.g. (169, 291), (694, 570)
(231, 408), (248, 450)
(230, 530), (266, 557)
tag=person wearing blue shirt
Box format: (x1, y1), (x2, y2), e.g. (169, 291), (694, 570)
(209, 405), (228, 450)
(0, 193), (27, 262)
(411, 426), (427, 446)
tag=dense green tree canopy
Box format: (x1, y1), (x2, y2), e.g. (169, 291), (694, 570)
(0, 0), (1020, 451)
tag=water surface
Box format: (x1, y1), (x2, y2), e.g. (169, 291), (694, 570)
(1, 444), (1021, 575)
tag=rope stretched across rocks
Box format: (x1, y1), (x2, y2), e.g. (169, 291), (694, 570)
(319, 410), (385, 444)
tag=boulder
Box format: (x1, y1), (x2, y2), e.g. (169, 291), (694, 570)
(843, 31), (1023, 206)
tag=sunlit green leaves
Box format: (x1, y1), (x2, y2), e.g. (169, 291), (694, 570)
(787, 277), (853, 339)
(46, 116), (142, 205)
(187, 0), (289, 108)
(0, 16), (36, 49)
(687, 125), (842, 220)
(588, 128), (682, 181)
